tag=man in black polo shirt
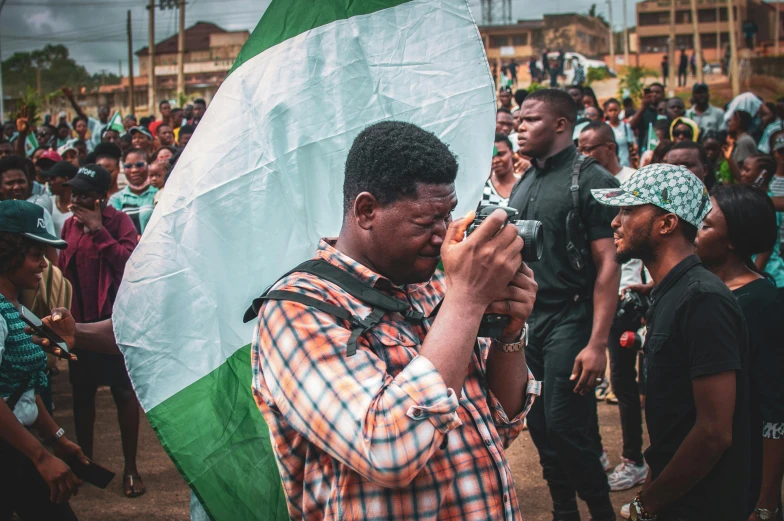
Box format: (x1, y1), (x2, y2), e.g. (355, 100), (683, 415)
(591, 164), (749, 521)
(628, 83), (664, 152)
(509, 89), (621, 521)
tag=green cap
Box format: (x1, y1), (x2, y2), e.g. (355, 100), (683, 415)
(590, 163), (712, 229)
(0, 200), (68, 248)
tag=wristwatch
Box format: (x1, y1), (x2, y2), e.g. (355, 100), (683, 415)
(46, 427), (65, 446)
(493, 323), (528, 353)
(754, 507), (779, 520)
(630, 491), (657, 521)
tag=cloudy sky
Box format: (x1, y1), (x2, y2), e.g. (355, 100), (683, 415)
(0, 0), (641, 75)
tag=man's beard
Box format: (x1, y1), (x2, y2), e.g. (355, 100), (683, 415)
(615, 217), (657, 265)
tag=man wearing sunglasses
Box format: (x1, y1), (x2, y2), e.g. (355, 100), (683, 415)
(108, 148), (158, 235)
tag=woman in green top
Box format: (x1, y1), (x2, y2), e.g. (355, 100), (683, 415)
(0, 200), (88, 520)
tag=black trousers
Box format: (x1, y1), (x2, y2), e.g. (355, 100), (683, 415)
(0, 439), (78, 521)
(526, 299), (613, 519)
(608, 308), (644, 465)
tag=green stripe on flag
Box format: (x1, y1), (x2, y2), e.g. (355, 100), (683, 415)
(229, 0), (413, 75)
(147, 345), (288, 521)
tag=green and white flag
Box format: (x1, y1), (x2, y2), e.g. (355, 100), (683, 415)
(24, 133), (39, 157)
(113, 0), (495, 519)
(106, 111), (125, 135)
(645, 122), (659, 152)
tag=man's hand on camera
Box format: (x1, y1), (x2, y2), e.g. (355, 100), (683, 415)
(25, 308), (76, 359)
(485, 262), (537, 341)
(441, 209), (524, 311)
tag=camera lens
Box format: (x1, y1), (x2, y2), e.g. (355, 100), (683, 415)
(516, 220), (543, 262)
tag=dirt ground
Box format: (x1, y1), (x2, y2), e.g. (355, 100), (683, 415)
(47, 360), (644, 521)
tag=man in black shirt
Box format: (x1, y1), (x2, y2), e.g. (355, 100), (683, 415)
(629, 83), (665, 152)
(509, 89), (621, 521)
(591, 164), (749, 521)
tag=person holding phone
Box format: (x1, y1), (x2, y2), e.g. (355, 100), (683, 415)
(0, 199), (88, 520)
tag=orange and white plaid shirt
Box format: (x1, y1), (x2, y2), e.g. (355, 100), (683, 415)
(251, 239), (540, 520)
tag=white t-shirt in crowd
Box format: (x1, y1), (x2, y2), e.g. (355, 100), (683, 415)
(616, 166), (636, 185)
(51, 199), (72, 239)
(0, 315), (39, 426)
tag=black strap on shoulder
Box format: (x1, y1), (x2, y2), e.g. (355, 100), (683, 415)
(243, 259), (428, 356)
(571, 154), (586, 216)
(6, 374), (33, 411)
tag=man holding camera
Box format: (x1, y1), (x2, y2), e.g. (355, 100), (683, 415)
(591, 164), (749, 521)
(508, 89), (621, 521)
(250, 122), (540, 520)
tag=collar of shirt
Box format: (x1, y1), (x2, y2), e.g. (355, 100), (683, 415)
(531, 143), (577, 172)
(650, 254), (701, 302)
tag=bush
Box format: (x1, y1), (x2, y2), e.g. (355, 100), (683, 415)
(586, 67), (611, 86)
(618, 66), (658, 105)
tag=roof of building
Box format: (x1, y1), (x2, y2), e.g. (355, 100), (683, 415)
(477, 19), (545, 31)
(136, 21), (226, 57)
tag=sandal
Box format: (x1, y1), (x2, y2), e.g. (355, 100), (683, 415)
(124, 472), (146, 498)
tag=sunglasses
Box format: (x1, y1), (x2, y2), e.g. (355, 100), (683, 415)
(672, 129), (693, 139)
(123, 161), (147, 169)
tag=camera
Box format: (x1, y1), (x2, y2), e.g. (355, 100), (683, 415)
(467, 204), (543, 337)
(616, 290), (651, 324)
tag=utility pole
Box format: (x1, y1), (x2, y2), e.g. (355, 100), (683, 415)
(608, 0), (615, 69)
(177, 0), (185, 102)
(668, 0), (676, 94)
(727, 0), (739, 96)
(127, 9), (136, 115)
(148, 0), (155, 116)
(0, 0), (7, 123)
(776, 1), (780, 56)
(716, 5), (721, 62)
(118, 59), (122, 78)
(689, 0), (704, 83)
(622, 0), (629, 67)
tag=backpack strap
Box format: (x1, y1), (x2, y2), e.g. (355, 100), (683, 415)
(243, 259), (428, 356)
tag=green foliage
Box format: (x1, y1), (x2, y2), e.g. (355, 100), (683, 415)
(586, 67), (611, 86)
(1, 44), (120, 99)
(618, 66), (659, 104)
(526, 82), (547, 92)
(587, 4), (609, 27)
(15, 87), (43, 128)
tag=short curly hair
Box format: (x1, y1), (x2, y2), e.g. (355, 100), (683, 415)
(0, 233), (35, 275)
(342, 121), (458, 214)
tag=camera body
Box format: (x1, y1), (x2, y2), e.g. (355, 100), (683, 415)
(616, 290), (651, 324)
(467, 204), (543, 337)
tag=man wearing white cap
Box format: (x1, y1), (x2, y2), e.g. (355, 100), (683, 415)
(591, 164), (749, 521)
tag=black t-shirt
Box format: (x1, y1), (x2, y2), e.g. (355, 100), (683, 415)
(507, 145), (619, 307)
(732, 278), (784, 513)
(644, 255), (749, 521)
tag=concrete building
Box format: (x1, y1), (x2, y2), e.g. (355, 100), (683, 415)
(135, 21), (249, 107)
(636, 0), (775, 59)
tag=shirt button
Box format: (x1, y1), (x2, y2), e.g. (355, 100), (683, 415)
(484, 438), (492, 446)
(504, 494), (509, 503)
(413, 409), (421, 417)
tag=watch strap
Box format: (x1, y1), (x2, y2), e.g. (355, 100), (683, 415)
(46, 427), (65, 446)
(493, 323), (528, 352)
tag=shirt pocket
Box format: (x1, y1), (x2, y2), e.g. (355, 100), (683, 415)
(369, 320), (419, 377)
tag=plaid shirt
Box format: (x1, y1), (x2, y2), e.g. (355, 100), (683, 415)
(251, 239), (540, 520)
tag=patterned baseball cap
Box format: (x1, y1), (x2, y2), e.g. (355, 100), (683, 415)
(590, 163), (712, 229)
(774, 134), (784, 153)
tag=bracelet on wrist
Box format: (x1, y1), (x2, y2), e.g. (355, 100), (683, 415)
(45, 427), (65, 446)
(492, 324), (527, 353)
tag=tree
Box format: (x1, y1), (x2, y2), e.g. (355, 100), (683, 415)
(587, 3), (610, 27)
(1, 44), (118, 100)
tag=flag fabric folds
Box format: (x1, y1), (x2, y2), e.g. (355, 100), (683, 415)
(112, 0), (496, 519)
(106, 111), (125, 135)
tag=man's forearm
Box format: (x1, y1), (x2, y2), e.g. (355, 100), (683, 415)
(590, 263), (620, 346)
(74, 319), (120, 355)
(643, 423), (731, 513)
(65, 93), (87, 120)
(757, 437), (784, 510)
(419, 292), (485, 393)
(486, 344), (527, 417)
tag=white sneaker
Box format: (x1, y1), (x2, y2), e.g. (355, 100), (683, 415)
(608, 458), (648, 491)
(620, 503), (631, 519)
(599, 450), (612, 472)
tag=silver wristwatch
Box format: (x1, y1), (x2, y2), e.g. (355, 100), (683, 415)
(493, 323), (528, 353)
(47, 427), (65, 446)
(754, 507), (779, 520)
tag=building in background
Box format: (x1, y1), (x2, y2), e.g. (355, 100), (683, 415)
(636, 0), (775, 60)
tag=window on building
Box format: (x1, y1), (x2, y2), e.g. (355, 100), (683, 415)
(511, 34), (529, 46)
(676, 10), (691, 24)
(639, 11), (670, 26)
(640, 35), (669, 52)
(698, 8), (717, 23)
(489, 35), (510, 47)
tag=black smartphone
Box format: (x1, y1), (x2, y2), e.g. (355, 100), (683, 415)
(65, 455), (115, 489)
(16, 305), (74, 360)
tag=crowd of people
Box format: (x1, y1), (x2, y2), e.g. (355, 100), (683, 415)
(1, 70), (784, 521)
(0, 91), (207, 517)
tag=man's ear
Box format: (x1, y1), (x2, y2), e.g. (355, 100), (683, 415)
(353, 192), (380, 231)
(659, 213), (680, 236)
(554, 116), (568, 135)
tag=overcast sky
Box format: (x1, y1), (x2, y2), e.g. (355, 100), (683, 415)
(0, 0), (641, 75)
